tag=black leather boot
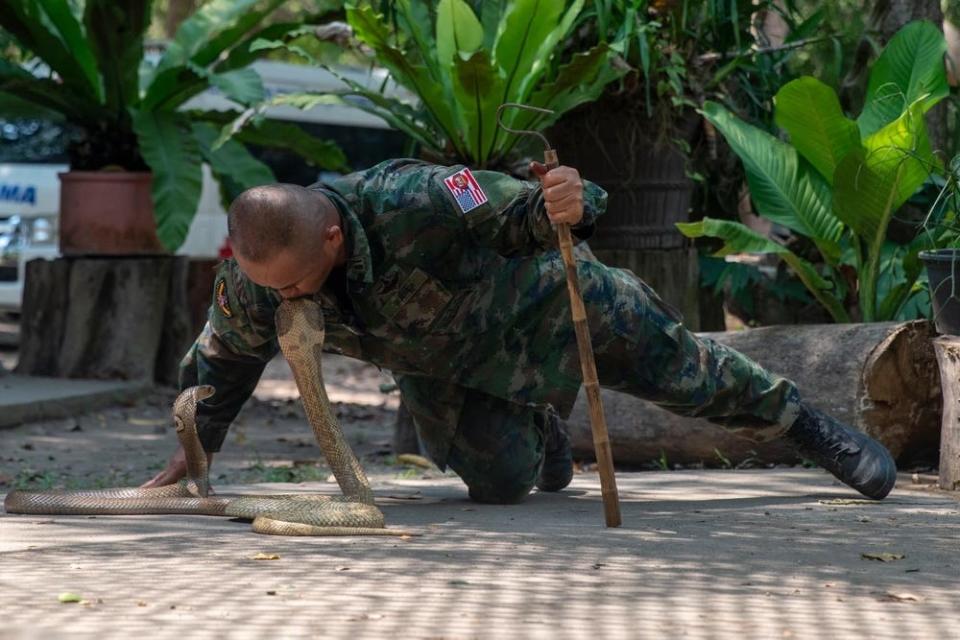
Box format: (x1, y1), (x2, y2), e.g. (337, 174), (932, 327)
(536, 412), (573, 492)
(783, 404), (897, 499)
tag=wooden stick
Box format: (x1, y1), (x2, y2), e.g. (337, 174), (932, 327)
(543, 148), (622, 527)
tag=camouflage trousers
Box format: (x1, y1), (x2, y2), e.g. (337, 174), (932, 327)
(396, 265), (802, 505)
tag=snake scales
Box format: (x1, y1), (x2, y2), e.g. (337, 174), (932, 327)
(4, 299), (408, 536)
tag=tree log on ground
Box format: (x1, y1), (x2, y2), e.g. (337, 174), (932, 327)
(16, 257), (192, 383)
(566, 321), (940, 467)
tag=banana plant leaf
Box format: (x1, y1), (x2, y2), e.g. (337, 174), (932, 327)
(702, 100), (843, 265)
(774, 76), (860, 186)
(677, 217), (849, 322)
(857, 20), (949, 138)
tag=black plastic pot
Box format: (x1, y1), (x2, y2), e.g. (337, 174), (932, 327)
(920, 249), (960, 335)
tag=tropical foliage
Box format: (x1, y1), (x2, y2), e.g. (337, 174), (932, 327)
(678, 21), (958, 323)
(568, 0), (817, 129)
(0, 0), (347, 251)
(256, 0), (629, 168)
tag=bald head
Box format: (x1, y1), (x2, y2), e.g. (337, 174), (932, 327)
(228, 184), (340, 263)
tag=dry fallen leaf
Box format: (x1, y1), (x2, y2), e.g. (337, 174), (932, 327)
(883, 591), (922, 603)
(861, 552), (906, 562)
(58, 592), (82, 603)
(396, 453), (436, 469)
(384, 491), (422, 500)
(128, 418), (167, 427)
(251, 552), (280, 560)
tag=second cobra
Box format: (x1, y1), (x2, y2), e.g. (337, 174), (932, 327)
(3, 299), (408, 537)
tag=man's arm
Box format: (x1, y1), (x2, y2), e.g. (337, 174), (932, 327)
(433, 163), (608, 258)
(142, 259), (279, 487)
(323, 158), (607, 258)
(186, 258), (281, 451)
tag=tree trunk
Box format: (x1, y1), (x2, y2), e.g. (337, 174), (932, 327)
(934, 336), (960, 490)
(16, 257), (192, 383)
(163, 0), (198, 38)
(566, 321), (940, 466)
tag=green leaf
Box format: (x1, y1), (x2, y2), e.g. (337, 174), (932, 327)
(493, 0), (567, 103)
(496, 42), (626, 161)
(0, 62), (92, 121)
(678, 218), (849, 322)
(436, 0), (483, 64)
(479, 1), (507, 50)
(702, 101), (843, 264)
(158, 0), (281, 70)
(193, 121), (274, 207)
(206, 68), (265, 106)
(234, 119), (349, 172)
(835, 100), (936, 242)
(347, 3), (464, 158)
(514, 0), (586, 103)
(191, 0), (290, 69)
(512, 43), (624, 131)
(834, 99), (937, 320)
(84, 0), (150, 115)
(0, 90), (64, 120)
(858, 20), (948, 137)
(131, 110), (203, 252)
(142, 0), (285, 110)
(0, 0), (101, 101)
(451, 50), (504, 167)
(395, 0), (440, 81)
(774, 77), (860, 185)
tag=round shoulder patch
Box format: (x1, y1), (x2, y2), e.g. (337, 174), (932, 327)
(215, 278), (233, 318)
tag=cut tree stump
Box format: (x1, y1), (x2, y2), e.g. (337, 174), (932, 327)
(933, 336), (960, 491)
(566, 321), (941, 466)
(16, 257), (192, 384)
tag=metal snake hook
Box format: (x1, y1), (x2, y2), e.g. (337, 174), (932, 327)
(496, 103), (557, 154)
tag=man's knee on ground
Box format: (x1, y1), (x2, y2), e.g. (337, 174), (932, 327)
(464, 469), (537, 504)
(449, 435), (541, 504)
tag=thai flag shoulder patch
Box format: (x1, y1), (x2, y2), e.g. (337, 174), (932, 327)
(443, 167), (488, 214)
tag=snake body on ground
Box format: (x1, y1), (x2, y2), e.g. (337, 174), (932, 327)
(3, 299), (408, 536)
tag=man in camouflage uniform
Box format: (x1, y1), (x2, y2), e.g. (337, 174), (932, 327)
(144, 159), (897, 503)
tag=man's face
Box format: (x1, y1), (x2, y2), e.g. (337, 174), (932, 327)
(235, 229), (343, 299)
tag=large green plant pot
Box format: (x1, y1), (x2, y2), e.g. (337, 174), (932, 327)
(921, 249), (960, 335)
(58, 171), (165, 256)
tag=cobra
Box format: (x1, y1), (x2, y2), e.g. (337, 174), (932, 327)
(4, 299), (409, 537)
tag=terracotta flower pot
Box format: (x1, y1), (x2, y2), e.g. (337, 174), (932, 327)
(58, 171), (165, 255)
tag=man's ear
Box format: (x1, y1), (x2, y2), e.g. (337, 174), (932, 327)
(326, 224), (343, 246)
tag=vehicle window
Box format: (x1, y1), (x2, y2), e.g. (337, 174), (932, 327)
(0, 118), (69, 164)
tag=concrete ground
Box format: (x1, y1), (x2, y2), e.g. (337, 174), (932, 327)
(1, 354), (958, 639)
(2, 472), (958, 640)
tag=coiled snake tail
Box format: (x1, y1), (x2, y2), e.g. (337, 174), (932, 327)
(4, 299), (409, 537)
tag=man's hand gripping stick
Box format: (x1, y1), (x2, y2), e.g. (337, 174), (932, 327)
(497, 103), (622, 527)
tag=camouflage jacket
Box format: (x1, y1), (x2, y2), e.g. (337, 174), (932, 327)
(180, 158), (607, 454)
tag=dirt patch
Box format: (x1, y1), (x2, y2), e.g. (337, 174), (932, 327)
(0, 354), (447, 492)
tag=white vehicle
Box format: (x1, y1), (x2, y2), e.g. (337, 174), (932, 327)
(0, 61), (407, 313)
